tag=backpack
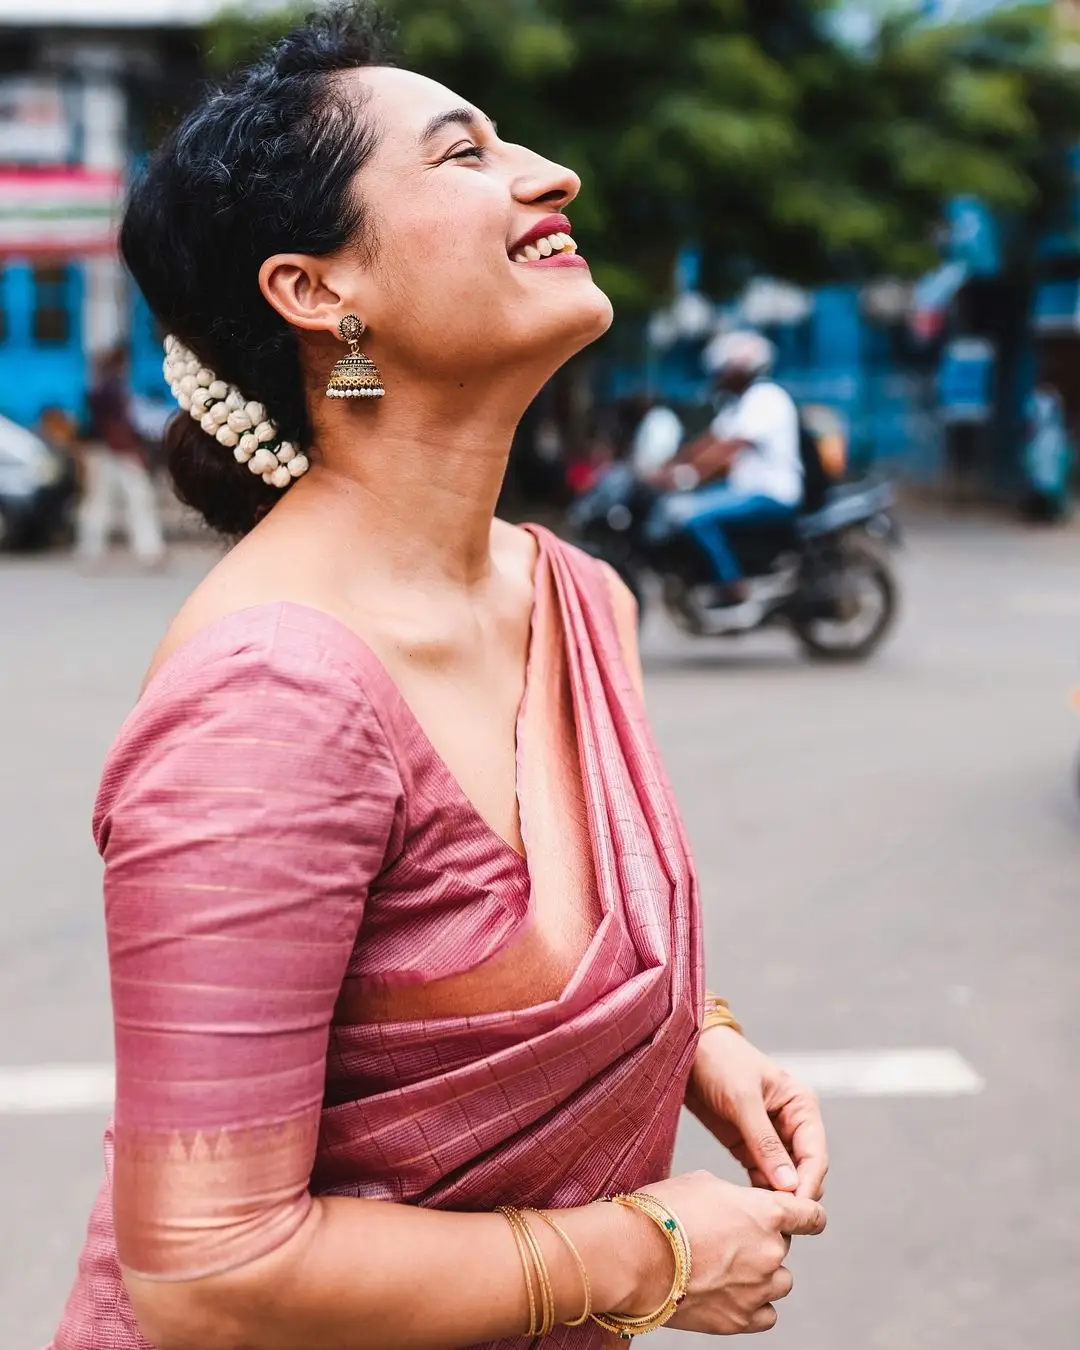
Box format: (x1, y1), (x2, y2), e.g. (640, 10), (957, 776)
(797, 417), (833, 513)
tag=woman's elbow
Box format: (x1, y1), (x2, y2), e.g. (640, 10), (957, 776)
(125, 1274), (254, 1350)
(117, 1190), (321, 1348)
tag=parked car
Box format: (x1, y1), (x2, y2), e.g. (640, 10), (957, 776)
(0, 413), (78, 550)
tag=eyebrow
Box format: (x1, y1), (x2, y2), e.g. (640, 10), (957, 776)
(418, 107), (496, 146)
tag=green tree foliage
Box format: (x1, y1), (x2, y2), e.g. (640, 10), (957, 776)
(204, 1), (1080, 308)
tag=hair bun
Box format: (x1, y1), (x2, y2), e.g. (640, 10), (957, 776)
(166, 415), (280, 538)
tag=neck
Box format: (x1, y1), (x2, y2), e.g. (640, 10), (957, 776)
(295, 367), (547, 588)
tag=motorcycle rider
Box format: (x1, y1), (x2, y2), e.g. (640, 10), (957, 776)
(646, 331), (803, 600)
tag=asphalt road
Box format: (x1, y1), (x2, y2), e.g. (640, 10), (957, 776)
(2, 513), (1079, 1349)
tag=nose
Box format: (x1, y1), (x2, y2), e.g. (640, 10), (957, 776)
(511, 148), (580, 212)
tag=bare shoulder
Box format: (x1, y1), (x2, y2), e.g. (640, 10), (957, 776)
(490, 518), (542, 607)
(595, 559), (640, 627)
(143, 530), (339, 691)
(491, 517), (540, 572)
(142, 551), (260, 690)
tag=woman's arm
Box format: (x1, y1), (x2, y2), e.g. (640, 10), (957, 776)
(127, 1193), (656, 1350)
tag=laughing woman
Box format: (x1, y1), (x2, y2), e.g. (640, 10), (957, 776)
(50, 6), (827, 1349)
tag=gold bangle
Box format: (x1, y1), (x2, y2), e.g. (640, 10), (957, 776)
(508, 1207), (555, 1336)
(521, 1213), (557, 1337)
(497, 1206), (538, 1337)
(590, 1192), (692, 1340)
(702, 992), (743, 1036)
(498, 1206), (556, 1336)
(524, 1208), (593, 1327)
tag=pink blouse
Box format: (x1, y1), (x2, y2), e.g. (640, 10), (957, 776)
(51, 527), (703, 1350)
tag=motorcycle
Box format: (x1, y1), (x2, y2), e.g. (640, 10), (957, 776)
(567, 462), (900, 661)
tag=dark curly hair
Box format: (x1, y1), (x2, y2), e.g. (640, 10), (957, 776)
(120, 2), (395, 537)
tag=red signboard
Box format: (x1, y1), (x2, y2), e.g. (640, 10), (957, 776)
(0, 167), (122, 258)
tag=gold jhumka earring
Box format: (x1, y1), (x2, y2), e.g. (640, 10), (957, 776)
(325, 315), (385, 399)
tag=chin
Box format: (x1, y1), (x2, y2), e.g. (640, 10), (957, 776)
(583, 284), (615, 337)
(543, 282), (615, 357)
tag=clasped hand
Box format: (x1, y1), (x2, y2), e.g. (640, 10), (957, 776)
(621, 1028), (829, 1335)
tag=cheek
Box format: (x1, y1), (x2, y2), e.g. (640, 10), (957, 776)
(386, 180), (513, 319)
(392, 176), (509, 296)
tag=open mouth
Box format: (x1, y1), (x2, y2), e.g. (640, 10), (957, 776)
(509, 213), (586, 266)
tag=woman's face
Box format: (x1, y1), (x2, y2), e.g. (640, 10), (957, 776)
(342, 67), (613, 380)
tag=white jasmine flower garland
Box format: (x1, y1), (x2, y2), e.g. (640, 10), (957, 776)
(162, 335), (309, 489)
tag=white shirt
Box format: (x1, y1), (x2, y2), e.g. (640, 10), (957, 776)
(631, 405), (684, 476)
(710, 381), (803, 506)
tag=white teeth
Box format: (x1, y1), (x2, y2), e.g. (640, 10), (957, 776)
(511, 231), (580, 261)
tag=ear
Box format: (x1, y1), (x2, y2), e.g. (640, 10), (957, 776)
(258, 253), (346, 335)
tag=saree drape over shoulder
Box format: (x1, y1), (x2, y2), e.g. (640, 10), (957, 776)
(51, 527), (704, 1350)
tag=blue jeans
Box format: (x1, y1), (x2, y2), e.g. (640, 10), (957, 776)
(650, 484), (797, 584)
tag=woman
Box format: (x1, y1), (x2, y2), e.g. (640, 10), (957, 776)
(51, 7), (827, 1348)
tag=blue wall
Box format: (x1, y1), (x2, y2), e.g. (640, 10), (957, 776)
(0, 261), (168, 432)
(0, 262), (86, 429)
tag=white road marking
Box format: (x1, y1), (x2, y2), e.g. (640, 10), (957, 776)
(776, 1048), (985, 1098)
(0, 1048), (984, 1115)
(0, 1064), (115, 1114)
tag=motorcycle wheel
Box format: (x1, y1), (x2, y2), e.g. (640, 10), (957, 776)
(790, 539), (897, 662)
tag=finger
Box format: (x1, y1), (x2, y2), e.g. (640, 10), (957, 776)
(786, 1106), (829, 1200)
(774, 1194), (827, 1236)
(735, 1094), (798, 1191)
(747, 1304), (779, 1334)
(767, 1267), (795, 1303)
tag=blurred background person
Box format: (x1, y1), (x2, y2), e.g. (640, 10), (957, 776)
(76, 345), (166, 569)
(647, 331), (802, 601)
(628, 392), (685, 479)
(565, 417), (617, 495)
(1020, 376), (1074, 523)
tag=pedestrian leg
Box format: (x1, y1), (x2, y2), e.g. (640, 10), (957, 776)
(75, 448), (117, 562)
(116, 456), (166, 566)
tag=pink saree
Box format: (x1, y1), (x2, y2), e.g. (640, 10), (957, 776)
(50, 526), (703, 1349)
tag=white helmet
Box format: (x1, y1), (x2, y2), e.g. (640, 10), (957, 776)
(702, 330), (776, 379)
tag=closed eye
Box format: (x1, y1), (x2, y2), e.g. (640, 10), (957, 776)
(445, 144), (487, 164)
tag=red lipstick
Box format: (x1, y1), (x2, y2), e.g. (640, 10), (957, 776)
(509, 213), (573, 256)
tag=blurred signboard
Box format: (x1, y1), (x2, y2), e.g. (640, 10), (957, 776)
(1033, 279), (1080, 331)
(938, 337), (995, 422)
(0, 78), (72, 166)
(0, 168), (122, 257)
